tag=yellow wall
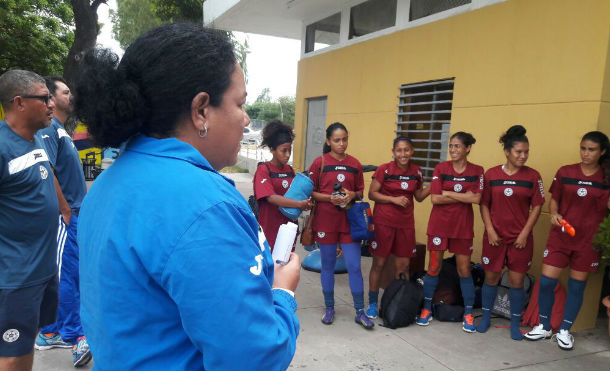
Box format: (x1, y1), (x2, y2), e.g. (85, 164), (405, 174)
(294, 0), (610, 330)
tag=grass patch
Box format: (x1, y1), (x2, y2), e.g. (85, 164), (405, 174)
(220, 165), (249, 173)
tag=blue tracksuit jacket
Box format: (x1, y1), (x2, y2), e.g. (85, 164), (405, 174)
(78, 134), (299, 370)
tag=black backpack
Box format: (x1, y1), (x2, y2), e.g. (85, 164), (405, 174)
(379, 274), (423, 329)
(492, 270), (534, 319)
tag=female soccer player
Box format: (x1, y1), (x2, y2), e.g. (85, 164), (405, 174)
(308, 122), (374, 329)
(476, 125), (545, 340)
(365, 136), (430, 318)
(525, 131), (609, 350)
(416, 132), (484, 333)
(253, 120), (312, 250)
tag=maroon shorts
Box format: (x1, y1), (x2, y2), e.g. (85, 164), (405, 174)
(427, 235), (474, 256)
(315, 231), (355, 245)
(481, 233), (533, 273)
(543, 242), (601, 272)
(370, 224), (416, 258)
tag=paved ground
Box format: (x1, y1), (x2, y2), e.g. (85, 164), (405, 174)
(33, 171), (610, 371)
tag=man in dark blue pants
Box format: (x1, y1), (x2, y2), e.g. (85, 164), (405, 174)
(34, 77), (91, 368)
(0, 70), (59, 371)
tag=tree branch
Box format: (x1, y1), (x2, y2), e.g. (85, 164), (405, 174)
(91, 0), (107, 11)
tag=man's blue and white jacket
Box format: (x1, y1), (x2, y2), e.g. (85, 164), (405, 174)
(78, 135), (299, 371)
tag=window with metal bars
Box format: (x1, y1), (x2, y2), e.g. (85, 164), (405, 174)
(396, 78), (454, 182)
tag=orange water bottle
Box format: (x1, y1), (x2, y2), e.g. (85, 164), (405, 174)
(560, 220), (575, 237)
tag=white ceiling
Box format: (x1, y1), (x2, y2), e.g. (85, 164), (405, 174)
(203, 0), (351, 39)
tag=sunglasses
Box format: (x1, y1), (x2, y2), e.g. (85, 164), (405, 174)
(10, 94), (53, 105)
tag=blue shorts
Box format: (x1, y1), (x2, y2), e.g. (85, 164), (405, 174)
(0, 276), (59, 357)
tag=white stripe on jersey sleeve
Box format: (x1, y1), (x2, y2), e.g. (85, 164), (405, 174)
(57, 127), (70, 139)
(8, 149), (49, 174)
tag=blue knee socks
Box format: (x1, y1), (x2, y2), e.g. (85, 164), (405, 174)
(319, 244), (337, 308)
(538, 275), (557, 330)
(369, 291), (379, 306)
(476, 283), (498, 333)
(422, 274), (439, 311)
(460, 276), (475, 315)
(560, 277), (586, 331)
(509, 288), (524, 340)
(342, 243), (365, 312)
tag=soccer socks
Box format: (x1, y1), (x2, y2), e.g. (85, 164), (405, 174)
(560, 278), (586, 331)
(460, 276), (475, 315)
(342, 243), (365, 311)
(319, 244), (337, 308)
(476, 283), (498, 333)
(509, 288), (525, 340)
(538, 275), (557, 331)
(369, 290), (379, 307)
(422, 274), (439, 311)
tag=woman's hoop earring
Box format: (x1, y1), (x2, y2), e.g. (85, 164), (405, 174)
(198, 123), (208, 138)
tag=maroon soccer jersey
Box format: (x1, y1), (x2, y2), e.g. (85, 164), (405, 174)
(546, 164), (610, 251)
(372, 161), (423, 229)
(253, 162), (295, 249)
(308, 153), (364, 233)
(481, 165), (545, 243)
(427, 161), (484, 239)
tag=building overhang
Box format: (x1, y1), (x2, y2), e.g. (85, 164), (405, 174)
(203, 0), (345, 39)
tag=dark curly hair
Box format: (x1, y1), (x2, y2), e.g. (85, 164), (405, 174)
(323, 122), (348, 154)
(499, 124), (528, 150)
(450, 131), (476, 147)
(582, 131), (610, 182)
(74, 23), (236, 147)
(261, 120), (294, 149)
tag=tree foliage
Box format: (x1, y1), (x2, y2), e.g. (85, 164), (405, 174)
(110, 0), (249, 81)
(110, 0), (162, 49)
(0, 0), (74, 75)
(245, 95), (295, 127)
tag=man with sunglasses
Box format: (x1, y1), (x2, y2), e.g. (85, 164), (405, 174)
(0, 70), (59, 371)
(34, 77), (91, 367)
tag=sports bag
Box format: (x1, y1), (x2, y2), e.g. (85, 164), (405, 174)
(346, 195), (375, 241)
(300, 156), (324, 247)
(379, 274), (423, 329)
(521, 278), (567, 332)
(492, 270), (534, 319)
(433, 303), (464, 322)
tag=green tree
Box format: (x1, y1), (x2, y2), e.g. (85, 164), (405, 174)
(0, 0), (74, 75)
(110, 0), (249, 81)
(110, 0), (162, 49)
(245, 95), (296, 127)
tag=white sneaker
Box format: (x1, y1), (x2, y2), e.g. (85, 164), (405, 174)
(552, 329), (574, 350)
(524, 324), (552, 340)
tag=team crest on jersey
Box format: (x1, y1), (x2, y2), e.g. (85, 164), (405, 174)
(504, 188), (513, 197)
(39, 165), (48, 180)
(543, 249), (549, 258)
(337, 174), (345, 182)
(482, 257), (489, 265)
(2, 329), (19, 343)
(577, 187), (587, 197)
(282, 180), (289, 188)
(432, 237), (442, 246)
(401, 181), (409, 190)
(371, 241), (378, 250)
(453, 184), (462, 192)
(317, 232), (326, 238)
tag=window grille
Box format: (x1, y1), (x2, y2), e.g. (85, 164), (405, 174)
(396, 78), (454, 182)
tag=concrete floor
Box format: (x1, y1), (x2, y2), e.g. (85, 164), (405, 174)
(33, 172), (610, 370)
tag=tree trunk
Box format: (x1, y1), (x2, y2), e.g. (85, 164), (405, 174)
(63, 0), (107, 87)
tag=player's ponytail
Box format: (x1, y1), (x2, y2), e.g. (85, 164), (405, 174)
(499, 125), (528, 150)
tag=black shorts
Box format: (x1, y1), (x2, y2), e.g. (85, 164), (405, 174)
(0, 276), (59, 357)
